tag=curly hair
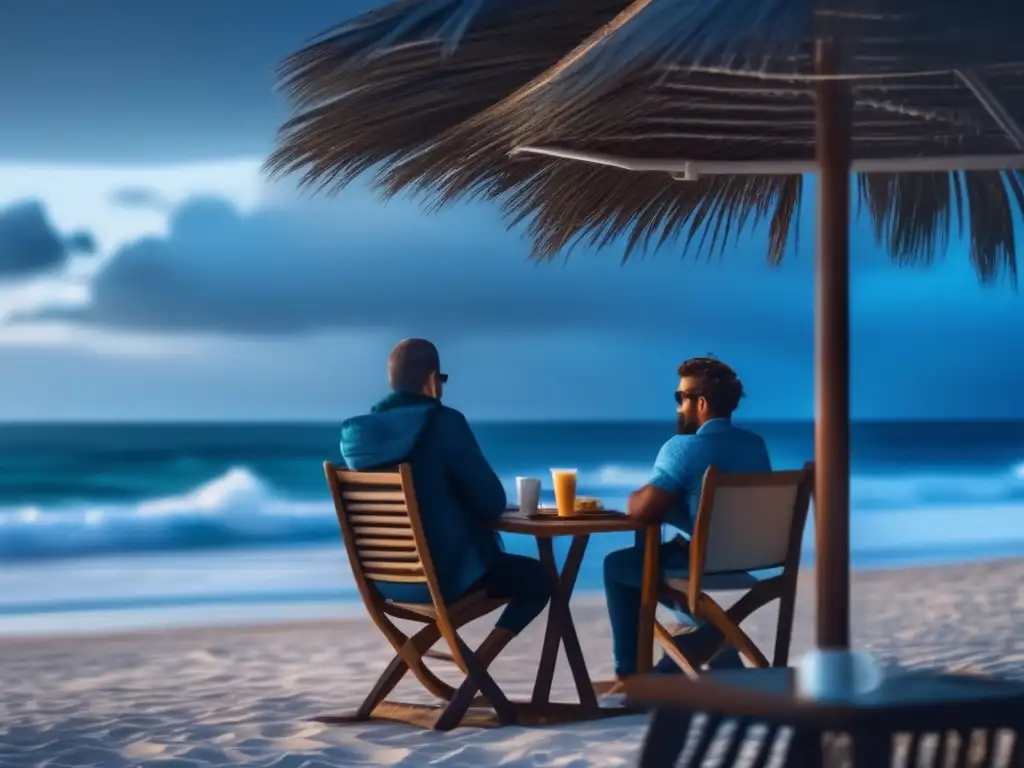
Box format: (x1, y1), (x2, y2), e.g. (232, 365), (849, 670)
(677, 357), (746, 417)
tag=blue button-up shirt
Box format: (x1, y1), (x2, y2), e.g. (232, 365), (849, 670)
(649, 418), (772, 535)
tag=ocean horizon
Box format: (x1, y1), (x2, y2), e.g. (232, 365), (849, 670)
(2, 419), (1023, 635)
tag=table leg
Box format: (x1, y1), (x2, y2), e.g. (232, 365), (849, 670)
(637, 524), (661, 674)
(531, 535), (597, 710)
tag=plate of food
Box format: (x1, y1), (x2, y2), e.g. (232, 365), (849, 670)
(574, 496), (605, 513)
(525, 499), (618, 519)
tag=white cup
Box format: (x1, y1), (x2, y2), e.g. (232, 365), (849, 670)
(795, 649), (886, 701)
(516, 477), (541, 515)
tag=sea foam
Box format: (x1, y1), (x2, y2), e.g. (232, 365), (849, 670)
(4, 462), (1024, 561)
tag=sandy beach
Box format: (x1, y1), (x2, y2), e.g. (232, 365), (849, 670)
(3, 558), (1024, 767)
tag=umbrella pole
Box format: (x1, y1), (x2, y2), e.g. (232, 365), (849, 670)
(813, 39), (852, 650)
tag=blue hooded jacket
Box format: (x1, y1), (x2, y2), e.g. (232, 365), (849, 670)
(339, 390), (507, 601)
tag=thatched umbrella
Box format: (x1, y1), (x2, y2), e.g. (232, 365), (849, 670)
(269, 0), (1024, 657)
(457, 1), (1024, 656)
(267, 0), (636, 195)
(266, 0), (805, 263)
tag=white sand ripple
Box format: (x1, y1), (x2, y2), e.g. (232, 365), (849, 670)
(3, 559), (1024, 767)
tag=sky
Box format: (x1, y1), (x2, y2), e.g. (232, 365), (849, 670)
(0, 1), (1021, 422)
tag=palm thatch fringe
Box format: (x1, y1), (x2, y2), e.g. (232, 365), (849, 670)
(267, 0), (1024, 283)
(498, 163), (803, 264)
(264, 0), (634, 192)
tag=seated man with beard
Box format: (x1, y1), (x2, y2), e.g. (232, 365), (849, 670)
(603, 357), (772, 680)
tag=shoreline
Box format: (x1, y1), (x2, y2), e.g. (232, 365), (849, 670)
(4, 555), (1024, 643)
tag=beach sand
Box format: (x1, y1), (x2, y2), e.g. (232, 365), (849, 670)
(3, 558), (1024, 767)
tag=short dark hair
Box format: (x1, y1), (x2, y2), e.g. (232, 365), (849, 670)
(677, 357), (745, 417)
(388, 338), (441, 392)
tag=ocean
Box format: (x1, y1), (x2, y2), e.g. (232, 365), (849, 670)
(3, 420), (1024, 635)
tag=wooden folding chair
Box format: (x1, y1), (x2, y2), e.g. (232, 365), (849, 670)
(653, 462), (814, 675)
(322, 461), (518, 731)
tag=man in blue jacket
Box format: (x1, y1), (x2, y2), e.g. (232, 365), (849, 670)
(340, 339), (551, 663)
(605, 357), (772, 680)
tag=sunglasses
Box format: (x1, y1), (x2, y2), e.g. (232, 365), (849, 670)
(674, 389), (702, 406)
(438, 373), (449, 383)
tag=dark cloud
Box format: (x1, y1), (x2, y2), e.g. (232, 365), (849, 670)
(6, 190), (1022, 422)
(19, 187), (1011, 359)
(27, 193), (814, 337)
(0, 200), (95, 279)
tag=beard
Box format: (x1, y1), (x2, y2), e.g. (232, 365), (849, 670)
(676, 414), (699, 435)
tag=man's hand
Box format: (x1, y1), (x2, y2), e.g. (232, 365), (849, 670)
(626, 484), (677, 524)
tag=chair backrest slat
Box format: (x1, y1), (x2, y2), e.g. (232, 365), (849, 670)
(326, 464), (429, 585)
(355, 525), (416, 538)
(339, 470), (404, 486)
(361, 560), (426, 579)
(345, 501), (408, 514)
(342, 490), (406, 503)
(323, 461), (476, 673)
(349, 513), (414, 526)
(357, 548), (421, 562)
(694, 464), (813, 576)
(354, 537), (417, 550)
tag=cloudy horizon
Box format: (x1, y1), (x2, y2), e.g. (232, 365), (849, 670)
(0, 1), (1021, 423)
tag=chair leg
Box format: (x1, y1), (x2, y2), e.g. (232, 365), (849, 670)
(698, 595), (771, 669)
(434, 634), (517, 731)
(653, 621), (700, 678)
(355, 653), (409, 719)
(387, 623), (460, 702)
(352, 620), (454, 719)
(773, 577), (798, 667)
(457, 633), (517, 724)
(638, 708), (693, 768)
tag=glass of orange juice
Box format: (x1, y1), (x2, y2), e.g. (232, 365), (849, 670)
(551, 468), (578, 517)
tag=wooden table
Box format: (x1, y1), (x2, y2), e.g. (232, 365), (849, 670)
(494, 509), (661, 717)
(625, 667), (1024, 767)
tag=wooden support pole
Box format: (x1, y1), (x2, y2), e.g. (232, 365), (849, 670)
(813, 38), (852, 650)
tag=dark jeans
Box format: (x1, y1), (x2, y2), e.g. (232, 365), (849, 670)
(603, 539), (742, 676)
(376, 553), (551, 635)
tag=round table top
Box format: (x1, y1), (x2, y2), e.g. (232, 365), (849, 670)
(494, 508), (645, 537)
